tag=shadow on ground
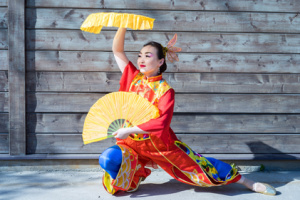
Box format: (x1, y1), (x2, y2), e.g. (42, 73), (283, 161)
(113, 176), (270, 197)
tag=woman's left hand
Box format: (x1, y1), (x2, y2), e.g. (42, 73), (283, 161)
(112, 128), (132, 139)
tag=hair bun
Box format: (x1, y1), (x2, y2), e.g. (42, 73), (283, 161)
(161, 46), (168, 57)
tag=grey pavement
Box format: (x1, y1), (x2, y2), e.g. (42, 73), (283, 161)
(0, 170), (299, 200)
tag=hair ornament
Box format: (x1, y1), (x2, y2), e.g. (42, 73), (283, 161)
(164, 34), (182, 63)
(162, 46), (168, 57)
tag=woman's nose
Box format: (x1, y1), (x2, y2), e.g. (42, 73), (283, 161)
(139, 57), (145, 63)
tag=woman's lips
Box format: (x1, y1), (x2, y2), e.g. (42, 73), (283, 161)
(140, 65), (146, 68)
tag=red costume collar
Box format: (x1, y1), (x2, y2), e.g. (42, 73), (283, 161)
(143, 74), (163, 82)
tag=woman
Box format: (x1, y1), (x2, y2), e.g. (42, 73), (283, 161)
(99, 27), (276, 196)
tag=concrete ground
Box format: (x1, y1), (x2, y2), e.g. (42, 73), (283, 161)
(0, 170), (299, 200)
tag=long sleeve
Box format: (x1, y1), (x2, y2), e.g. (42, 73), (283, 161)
(137, 89), (175, 133)
(119, 61), (139, 92)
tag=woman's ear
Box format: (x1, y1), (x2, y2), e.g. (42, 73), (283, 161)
(159, 58), (164, 66)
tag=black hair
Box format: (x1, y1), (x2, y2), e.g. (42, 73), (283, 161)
(143, 41), (167, 74)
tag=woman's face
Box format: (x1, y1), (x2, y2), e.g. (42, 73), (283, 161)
(137, 45), (164, 77)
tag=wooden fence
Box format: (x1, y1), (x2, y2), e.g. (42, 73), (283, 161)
(1, 0), (300, 160)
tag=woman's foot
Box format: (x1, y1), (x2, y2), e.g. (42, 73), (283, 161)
(253, 183), (276, 196)
(126, 177), (144, 193)
(237, 176), (276, 195)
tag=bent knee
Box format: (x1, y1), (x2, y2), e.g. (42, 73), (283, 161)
(99, 145), (122, 171)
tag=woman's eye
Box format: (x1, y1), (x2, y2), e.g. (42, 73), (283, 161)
(138, 55), (141, 57)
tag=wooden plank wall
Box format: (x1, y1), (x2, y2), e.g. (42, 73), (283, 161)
(8, 0), (26, 156)
(0, 0), (9, 154)
(1, 0), (300, 159)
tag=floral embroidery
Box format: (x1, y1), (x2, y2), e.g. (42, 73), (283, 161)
(129, 72), (171, 106)
(174, 141), (238, 183)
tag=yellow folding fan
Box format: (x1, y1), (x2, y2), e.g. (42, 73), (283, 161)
(82, 92), (160, 144)
(80, 12), (155, 34)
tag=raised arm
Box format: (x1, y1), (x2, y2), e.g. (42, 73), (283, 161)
(112, 27), (130, 73)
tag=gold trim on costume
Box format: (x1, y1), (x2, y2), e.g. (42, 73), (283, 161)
(149, 137), (213, 187)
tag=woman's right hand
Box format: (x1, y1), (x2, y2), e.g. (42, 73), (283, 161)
(112, 27), (129, 73)
(112, 128), (132, 139)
